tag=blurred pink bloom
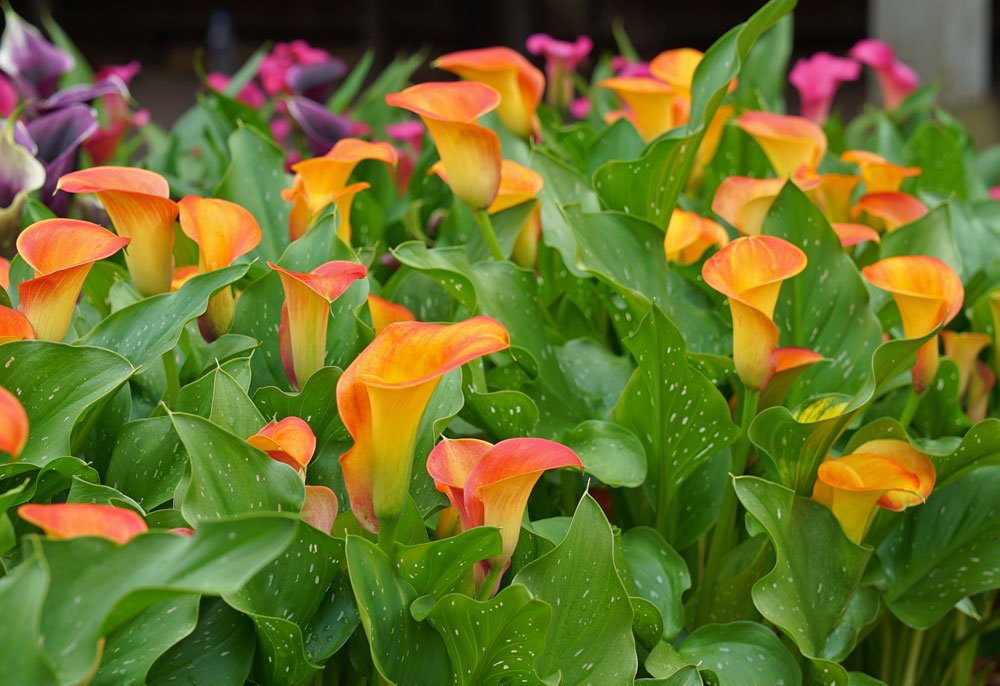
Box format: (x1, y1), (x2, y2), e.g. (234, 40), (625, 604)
(526, 34), (593, 109)
(351, 121), (372, 137)
(849, 39), (918, 109)
(789, 53), (860, 123)
(0, 73), (16, 116)
(989, 186), (1000, 201)
(270, 115), (292, 146)
(611, 56), (652, 78)
(259, 40), (334, 96)
(85, 62), (147, 165)
(205, 71), (266, 108)
(569, 96), (591, 119)
(386, 120), (424, 154)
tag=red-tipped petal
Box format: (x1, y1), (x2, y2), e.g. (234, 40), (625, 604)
(248, 416), (317, 470)
(18, 503), (147, 545)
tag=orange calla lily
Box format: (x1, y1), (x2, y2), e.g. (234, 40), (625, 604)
(248, 416), (318, 474)
(0, 305), (33, 342)
(433, 47), (544, 138)
(270, 260), (368, 388)
(689, 104), (735, 190)
(18, 503), (148, 545)
(941, 331), (991, 397)
(178, 196), (262, 341)
(57, 166), (179, 296)
(811, 174), (861, 223)
(386, 82), (502, 210)
(302, 485), (339, 534)
(427, 436), (583, 574)
(664, 209), (729, 265)
(0, 257), (10, 289)
(0, 385), (28, 459)
(702, 236), (808, 389)
(812, 439), (934, 543)
(598, 77), (687, 142)
(842, 150), (920, 193)
(711, 176), (819, 235)
(649, 48), (704, 92)
(16, 219), (129, 341)
(170, 266), (199, 292)
(367, 294), (415, 335)
(862, 256), (964, 393)
(337, 317), (510, 538)
(852, 192), (927, 232)
(760, 347), (825, 409)
(831, 222), (881, 248)
(967, 361), (995, 422)
(736, 111), (827, 178)
(283, 138), (397, 241)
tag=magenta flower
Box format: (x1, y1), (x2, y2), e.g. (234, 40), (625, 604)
(569, 97), (590, 119)
(0, 74), (16, 116)
(259, 40), (342, 97)
(990, 186), (1000, 201)
(386, 121), (424, 155)
(611, 56), (652, 78)
(205, 72), (267, 109)
(849, 39), (918, 109)
(84, 62), (150, 165)
(526, 34), (593, 109)
(789, 52), (860, 123)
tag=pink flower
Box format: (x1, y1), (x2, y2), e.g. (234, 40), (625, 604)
(569, 96), (590, 119)
(0, 73), (16, 116)
(259, 40), (334, 96)
(849, 39), (918, 109)
(526, 34), (593, 109)
(84, 62), (148, 165)
(789, 52), (860, 123)
(989, 186), (1000, 201)
(205, 72), (266, 109)
(386, 120), (424, 155)
(611, 56), (652, 78)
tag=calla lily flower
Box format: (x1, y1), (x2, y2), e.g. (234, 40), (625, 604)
(206, 72), (267, 109)
(285, 96), (354, 157)
(598, 76), (687, 142)
(967, 361), (995, 422)
(712, 176), (819, 235)
(26, 105), (99, 216)
(0, 305), (34, 342)
(247, 416), (318, 474)
(525, 34), (590, 111)
(811, 174), (861, 223)
(337, 317), (510, 537)
(367, 294), (415, 335)
(386, 82), (502, 210)
(259, 39), (340, 97)
(842, 150), (920, 193)
(178, 196), (262, 341)
(812, 439), (934, 543)
(759, 347), (825, 409)
(941, 331), (991, 398)
(386, 120), (424, 191)
(283, 138), (396, 241)
(788, 53), (861, 123)
(0, 7), (73, 99)
(427, 437), (583, 575)
(434, 47), (544, 138)
(862, 256), (964, 393)
(852, 192), (927, 232)
(689, 104), (735, 190)
(849, 39), (918, 109)
(649, 48), (704, 92)
(736, 112), (827, 178)
(0, 385), (28, 459)
(58, 166), (179, 296)
(16, 219), (129, 341)
(831, 222), (881, 248)
(302, 485), (338, 534)
(270, 260), (368, 388)
(0, 120), (45, 255)
(18, 503), (147, 545)
(702, 236), (808, 389)
(0, 256), (7, 288)
(664, 209), (728, 265)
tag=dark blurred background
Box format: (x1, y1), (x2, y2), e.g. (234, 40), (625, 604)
(7, 0), (1000, 140)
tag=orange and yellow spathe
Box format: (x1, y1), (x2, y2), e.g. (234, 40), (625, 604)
(386, 82), (502, 210)
(0, 385), (28, 459)
(852, 192), (927, 232)
(367, 294), (415, 335)
(711, 176), (819, 236)
(57, 166), (179, 296)
(433, 47), (544, 138)
(665, 209), (729, 265)
(841, 150), (920, 193)
(18, 503), (148, 545)
(862, 256), (964, 393)
(702, 235), (808, 389)
(831, 222), (880, 248)
(16, 219), (129, 341)
(941, 331), (991, 398)
(598, 76), (687, 142)
(0, 305), (33, 343)
(736, 111), (827, 178)
(248, 416), (318, 474)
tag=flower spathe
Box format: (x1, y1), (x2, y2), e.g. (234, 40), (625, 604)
(664, 209), (728, 265)
(759, 347), (825, 409)
(711, 176), (819, 236)
(427, 437), (583, 570)
(367, 294), (415, 335)
(941, 331), (991, 398)
(270, 260), (368, 388)
(16, 219), (129, 341)
(0, 305), (33, 343)
(0, 385), (28, 459)
(247, 416), (318, 473)
(736, 111), (827, 178)
(526, 34), (590, 110)
(18, 503), (148, 545)
(386, 82), (502, 210)
(862, 256), (964, 393)
(302, 485), (338, 534)
(598, 76), (686, 142)
(841, 150), (920, 193)
(702, 236), (808, 389)
(849, 39), (918, 109)
(434, 47), (544, 138)
(967, 361), (995, 422)
(813, 439), (934, 543)
(852, 192), (927, 232)
(830, 222), (881, 248)
(789, 52), (861, 124)
(811, 174), (861, 223)
(337, 317), (510, 534)
(58, 166), (179, 296)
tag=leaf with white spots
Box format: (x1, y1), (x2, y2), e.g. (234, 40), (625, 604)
(619, 527), (690, 640)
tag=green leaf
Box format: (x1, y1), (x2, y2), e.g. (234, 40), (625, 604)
(174, 363), (266, 438)
(879, 204), (963, 278)
(425, 584), (551, 685)
(734, 477), (877, 661)
(223, 44), (270, 97)
(514, 494), (637, 684)
(0, 554), (56, 683)
(904, 121), (967, 199)
(878, 466), (1000, 629)
(0, 342), (133, 465)
(559, 420), (646, 488)
(398, 527), (502, 604)
(620, 527), (690, 640)
(731, 15), (792, 112)
(106, 417), (186, 509)
(170, 412), (305, 523)
(328, 50), (374, 112)
(461, 368), (539, 438)
(254, 366), (348, 447)
(79, 265), (249, 371)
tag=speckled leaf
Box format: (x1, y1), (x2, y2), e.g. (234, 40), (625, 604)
(425, 584), (550, 686)
(0, 342), (133, 465)
(619, 527), (690, 640)
(399, 527), (501, 606)
(0, 554), (56, 684)
(461, 366), (539, 439)
(254, 366), (348, 447)
(560, 420), (646, 488)
(879, 205), (963, 278)
(904, 121), (967, 199)
(514, 494), (637, 685)
(734, 477), (877, 661)
(174, 364), (266, 438)
(170, 412), (305, 523)
(106, 417), (186, 510)
(556, 338), (634, 419)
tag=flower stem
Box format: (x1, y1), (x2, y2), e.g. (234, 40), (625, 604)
(474, 209), (505, 261)
(898, 387), (923, 430)
(477, 563), (503, 600)
(378, 517), (398, 559)
(901, 628), (925, 686)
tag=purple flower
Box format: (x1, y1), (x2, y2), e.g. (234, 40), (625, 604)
(788, 52), (860, 123)
(286, 59), (347, 103)
(526, 34), (593, 109)
(0, 7), (74, 99)
(0, 120), (45, 256)
(25, 105), (98, 215)
(285, 96), (352, 156)
(849, 39), (918, 109)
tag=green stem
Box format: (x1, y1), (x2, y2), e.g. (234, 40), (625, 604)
(901, 628), (925, 686)
(694, 387), (759, 626)
(162, 349), (179, 407)
(477, 563), (503, 601)
(898, 387), (923, 430)
(378, 517), (398, 559)
(474, 209), (505, 261)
